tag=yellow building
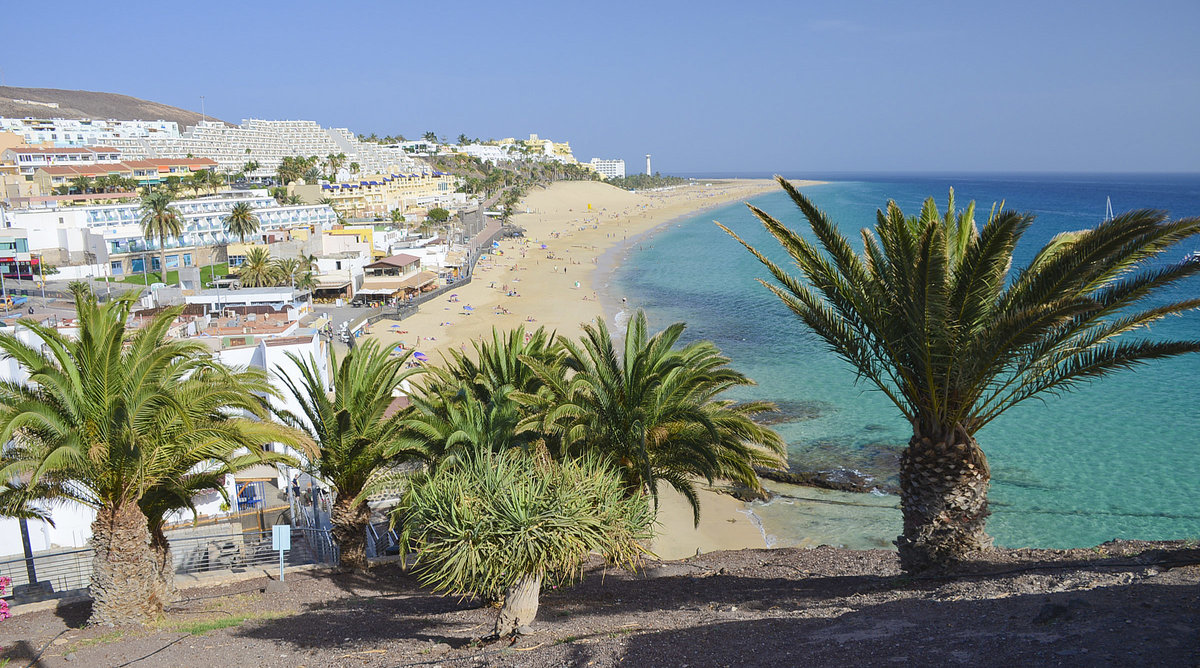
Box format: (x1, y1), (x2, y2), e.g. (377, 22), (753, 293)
(292, 170), (458, 219)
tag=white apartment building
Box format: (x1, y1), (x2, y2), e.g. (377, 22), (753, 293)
(589, 158), (626, 180)
(0, 118), (181, 147)
(1, 145), (123, 176)
(108, 120), (421, 181)
(2, 189), (337, 273)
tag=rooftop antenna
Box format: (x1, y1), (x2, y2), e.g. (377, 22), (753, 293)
(200, 96), (206, 123)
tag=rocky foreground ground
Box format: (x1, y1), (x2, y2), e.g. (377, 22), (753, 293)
(2, 540), (1197, 667)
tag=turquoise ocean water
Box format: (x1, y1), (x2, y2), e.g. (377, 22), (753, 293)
(607, 173), (1200, 550)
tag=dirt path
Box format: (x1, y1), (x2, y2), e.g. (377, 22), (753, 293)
(2, 540), (1197, 667)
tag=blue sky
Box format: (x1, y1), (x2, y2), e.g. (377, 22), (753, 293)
(4, 0), (1198, 174)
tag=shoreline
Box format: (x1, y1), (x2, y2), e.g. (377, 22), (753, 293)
(364, 177), (824, 559)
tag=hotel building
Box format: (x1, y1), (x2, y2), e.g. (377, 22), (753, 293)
(588, 158), (626, 180)
(1, 190), (337, 276)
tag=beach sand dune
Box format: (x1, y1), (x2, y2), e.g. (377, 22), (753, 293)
(365, 178), (820, 558)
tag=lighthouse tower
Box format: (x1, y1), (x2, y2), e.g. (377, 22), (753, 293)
(645, 154), (652, 175)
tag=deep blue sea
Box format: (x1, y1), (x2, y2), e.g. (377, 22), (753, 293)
(609, 173), (1200, 550)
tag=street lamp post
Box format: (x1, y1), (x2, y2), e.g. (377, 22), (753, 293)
(34, 253), (46, 308)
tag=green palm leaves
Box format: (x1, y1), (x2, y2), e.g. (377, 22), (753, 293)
(223, 201), (260, 244)
(722, 178), (1200, 440)
(236, 247), (277, 287)
(139, 191), (183, 278)
(0, 292), (297, 623)
(274, 339), (423, 569)
(721, 176), (1200, 571)
(404, 315), (785, 525)
(518, 312), (784, 524)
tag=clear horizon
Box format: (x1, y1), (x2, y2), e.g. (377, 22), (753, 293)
(3, 0), (1199, 174)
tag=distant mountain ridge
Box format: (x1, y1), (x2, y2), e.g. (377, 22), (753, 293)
(0, 86), (228, 129)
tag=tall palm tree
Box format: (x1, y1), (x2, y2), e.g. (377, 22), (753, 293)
(69, 175), (92, 195)
(0, 293), (296, 625)
(236, 246), (278, 287)
(275, 340), (423, 570)
(326, 152), (346, 179)
(139, 191), (183, 288)
(519, 312), (786, 524)
(720, 178), (1200, 573)
(273, 257), (301, 289)
(222, 201), (260, 245)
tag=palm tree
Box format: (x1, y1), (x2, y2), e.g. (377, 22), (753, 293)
(222, 201), (260, 244)
(720, 178), (1200, 573)
(69, 175), (92, 195)
(274, 340), (423, 570)
(326, 152), (346, 179)
(0, 293), (295, 625)
(236, 246), (278, 287)
(396, 328), (559, 470)
(348, 161), (360, 175)
(273, 257), (301, 289)
(139, 191), (183, 288)
(242, 160), (260, 179)
(519, 312), (786, 524)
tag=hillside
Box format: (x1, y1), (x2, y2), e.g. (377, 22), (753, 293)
(0, 86), (227, 128)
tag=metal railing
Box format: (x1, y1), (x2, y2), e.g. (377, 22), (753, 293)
(0, 527), (339, 604)
(0, 548), (92, 596)
(171, 527), (338, 575)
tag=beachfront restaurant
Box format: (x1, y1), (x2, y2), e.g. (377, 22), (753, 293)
(355, 270), (439, 304)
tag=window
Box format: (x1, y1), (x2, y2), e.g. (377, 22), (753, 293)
(335, 261), (342, 270)
(228, 255), (245, 267)
(183, 253), (193, 267)
(165, 254), (179, 269)
(131, 257), (145, 273)
(111, 261), (124, 275)
(151, 257), (161, 271)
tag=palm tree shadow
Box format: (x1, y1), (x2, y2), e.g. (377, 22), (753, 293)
(52, 598), (92, 629)
(236, 566), (489, 648)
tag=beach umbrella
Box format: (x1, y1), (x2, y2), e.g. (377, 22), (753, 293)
(390, 324), (402, 328)
(413, 351), (429, 361)
(540, 244), (547, 249)
(449, 294), (457, 297)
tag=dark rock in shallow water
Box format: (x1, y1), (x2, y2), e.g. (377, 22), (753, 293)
(749, 399), (834, 426)
(785, 438), (903, 492)
(755, 466), (897, 495)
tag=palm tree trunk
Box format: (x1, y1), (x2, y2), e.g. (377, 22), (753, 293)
(148, 524), (180, 606)
(896, 431), (992, 574)
(330, 494), (370, 570)
(493, 572), (542, 637)
(88, 503), (164, 626)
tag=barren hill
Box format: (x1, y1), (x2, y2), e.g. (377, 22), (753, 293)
(0, 86), (228, 128)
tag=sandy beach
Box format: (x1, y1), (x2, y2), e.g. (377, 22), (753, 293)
(364, 178), (821, 559)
